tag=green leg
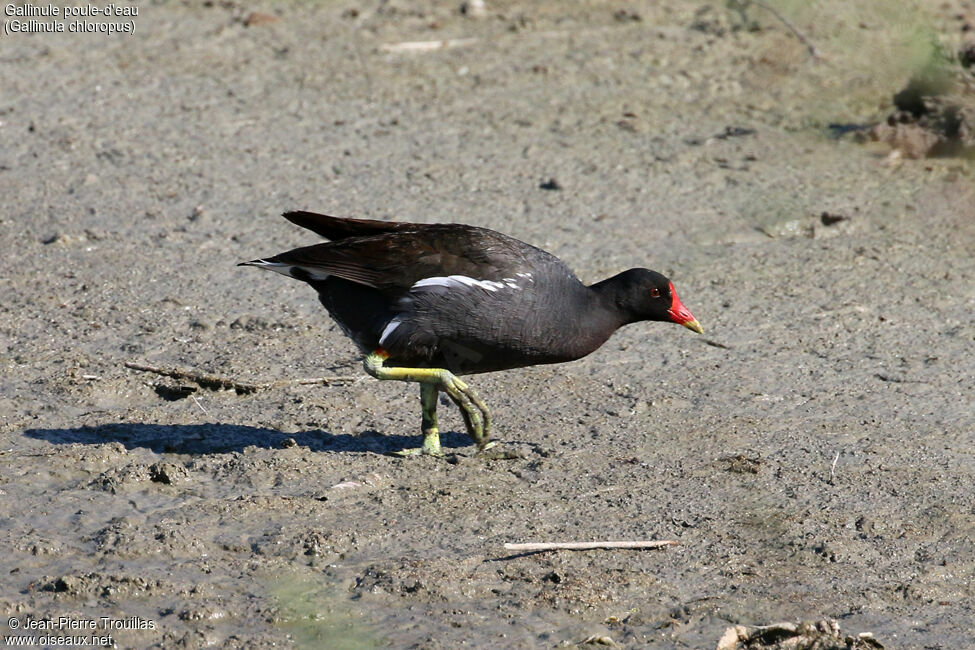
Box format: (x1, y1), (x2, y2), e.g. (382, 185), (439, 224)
(389, 384), (443, 456)
(363, 351), (492, 453)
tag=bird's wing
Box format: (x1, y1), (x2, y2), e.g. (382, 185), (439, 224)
(282, 211), (421, 241)
(247, 224), (549, 293)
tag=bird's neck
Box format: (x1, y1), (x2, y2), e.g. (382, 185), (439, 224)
(587, 274), (637, 326)
(542, 280), (628, 360)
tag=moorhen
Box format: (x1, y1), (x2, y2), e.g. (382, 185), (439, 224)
(241, 211), (702, 455)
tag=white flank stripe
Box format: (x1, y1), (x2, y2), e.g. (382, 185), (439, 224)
(412, 277), (451, 289)
(449, 275), (493, 290)
(471, 278), (504, 291)
(378, 316), (403, 345)
(411, 274), (513, 292)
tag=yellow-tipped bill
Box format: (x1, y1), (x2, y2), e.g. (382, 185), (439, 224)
(682, 319), (704, 334)
(666, 282), (703, 334)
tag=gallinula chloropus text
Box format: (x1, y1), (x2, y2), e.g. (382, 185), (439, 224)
(241, 211), (702, 455)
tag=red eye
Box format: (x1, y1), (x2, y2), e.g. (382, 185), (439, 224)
(649, 287), (660, 298)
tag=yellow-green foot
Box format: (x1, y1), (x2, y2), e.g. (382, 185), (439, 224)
(440, 373), (492, 449)
(389, 446), (444, 457)
(388, 430), (443, 457)
(476, 442), (526, 460)
(363, 351), (493, 452)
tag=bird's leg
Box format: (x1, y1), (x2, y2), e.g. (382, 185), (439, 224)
(420, 383), (441, 449)
(375, 382), (445, 457)
(382, 383), (443, 456)
(363, 350), (492, 452)
(387, 384), (443, 456)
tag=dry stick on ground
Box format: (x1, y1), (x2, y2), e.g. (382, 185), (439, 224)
(829, 451), (840, 485)
(380, 38), (478, 53)
(123, 361), (358, 395)
(504, 541), (678, 552)
(731, 0), (821, 60)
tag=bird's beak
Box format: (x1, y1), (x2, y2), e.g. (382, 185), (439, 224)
(667, 283), (703, 334)
(680, 318), (704, 334)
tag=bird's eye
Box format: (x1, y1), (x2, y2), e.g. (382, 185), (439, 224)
(649, 287), (661, 298)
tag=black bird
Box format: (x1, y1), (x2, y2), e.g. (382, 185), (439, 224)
(241, 211), (702, 456)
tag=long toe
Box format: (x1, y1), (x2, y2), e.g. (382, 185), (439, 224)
(388, 428), (443, 457)
(388, 446), (445, 458)
(440, 377), (485, 442)
(475, 443), (527, 460)
(452, 378), (492, 445)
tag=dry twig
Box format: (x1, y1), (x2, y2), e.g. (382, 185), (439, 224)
(731, 0), (821, 59)
(504, 540), (677, 552)
(191, 395), (209, 415)
(380, 38), (478, 54)
(123, 361), (357, 394)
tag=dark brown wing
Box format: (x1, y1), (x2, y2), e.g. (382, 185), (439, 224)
(255, 224), (550, 293)
(283, 211), (421, 240)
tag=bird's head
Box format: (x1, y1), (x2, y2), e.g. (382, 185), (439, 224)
(600, 268), (703, 333)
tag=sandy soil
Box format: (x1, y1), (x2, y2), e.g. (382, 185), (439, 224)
(2, 0), (974, 647)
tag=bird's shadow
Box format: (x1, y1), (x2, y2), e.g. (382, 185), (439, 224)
(23, 422), (473, 455)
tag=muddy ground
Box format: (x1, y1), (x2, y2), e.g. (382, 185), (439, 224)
(2, 0), (974, 648)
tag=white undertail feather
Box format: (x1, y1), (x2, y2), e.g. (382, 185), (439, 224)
(378, 316), (403, 345)
(243, 260), (331, 281)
